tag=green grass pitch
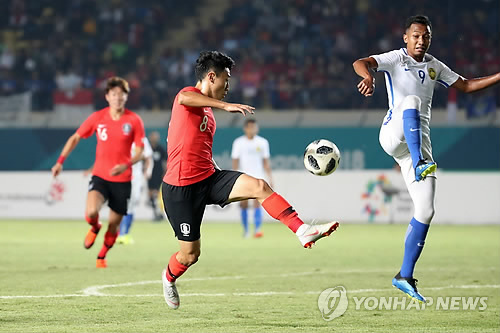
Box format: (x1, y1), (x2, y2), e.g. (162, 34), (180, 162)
(1, 220), (499, 333)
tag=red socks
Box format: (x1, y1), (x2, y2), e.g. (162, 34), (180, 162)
(165, 252), (189, 283)
(262, 192), (304, 233)
(85, 214), (100, 232)
(97, 231), (118, 259)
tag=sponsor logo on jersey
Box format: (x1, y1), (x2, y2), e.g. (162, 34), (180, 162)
(122, 123), (132, 135)
(428, 68), (436, 80)
(180, 223), (191, 236)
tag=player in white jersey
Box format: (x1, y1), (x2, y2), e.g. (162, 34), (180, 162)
(231, 118), (273, 238)
(353, 15), (500, 302)
(117, 137), (153, 244)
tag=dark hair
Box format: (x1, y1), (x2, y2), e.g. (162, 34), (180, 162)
(244, 118), (257, 127)
(195, 51), (235, 82)
(105, 76), (130, 94)
(405, 15), (432, 31)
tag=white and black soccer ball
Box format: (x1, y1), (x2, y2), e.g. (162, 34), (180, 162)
(303, 139), (341, 176)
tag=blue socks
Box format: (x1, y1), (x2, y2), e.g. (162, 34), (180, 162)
(119, 214), (134, 236)
(254, 207), (262, 233)
(401, 218), (430, 278)
(241, 208), (249, 235)
(242, 208), (263, 235)
(403, 108), (423, 169)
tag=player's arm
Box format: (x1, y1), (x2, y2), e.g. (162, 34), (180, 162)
(51, 132), (82, 177)
(451, 72), (500, 93)
(263, 158), (273, 188)
(110, 145), (145, 176)
(232, 158), (239, 170)
(352, 57), (378, 97)
(143, 154), (153, 179)
(231, 139), (239, 170)
(178, 91), (255, 115)
(83, 163), (94, 177)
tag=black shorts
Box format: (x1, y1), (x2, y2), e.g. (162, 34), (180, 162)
(162, 170), (242, 241)
(89, 175), (131, 215)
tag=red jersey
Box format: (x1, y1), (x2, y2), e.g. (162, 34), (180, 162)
(77, 107), (145, 182)
(163, 87), (216, 186)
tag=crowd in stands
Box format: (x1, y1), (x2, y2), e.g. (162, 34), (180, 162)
(0, 0), (498, 111)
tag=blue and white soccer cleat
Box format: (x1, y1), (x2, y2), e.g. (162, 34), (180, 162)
(392, 272), (426, 303)
(415, 160), (437, 182)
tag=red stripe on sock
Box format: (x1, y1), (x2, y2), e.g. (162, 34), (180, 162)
(97, 231), (118, 258)
(166, 252), (189, 283)
(261, 192), (304, 233)
(85, 214), (100, 231)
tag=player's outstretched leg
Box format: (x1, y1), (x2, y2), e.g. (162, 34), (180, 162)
(162, 241), (199, 310)
(401, 95), (436, 181)
(84, 213), (101, 249)
(392, 178), (435, 302)
(261, 192), (339, 248)
(84, 191), (105, 249)
(229, 174), (339, 248)
(96, 210), (121, 268)
(162, 252), (187, 309)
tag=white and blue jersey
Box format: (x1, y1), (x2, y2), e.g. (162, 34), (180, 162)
(128, 137), (153, 214)
(372, 48), (460, 125)
(231, 135), (270, 180)
(372, 48), (460, 185)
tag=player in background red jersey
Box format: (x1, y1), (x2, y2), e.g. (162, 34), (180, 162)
(51, 77), (145, 268)
(161, 51), (340, 309)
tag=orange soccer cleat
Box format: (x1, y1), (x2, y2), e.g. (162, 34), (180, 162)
(96, 258), (107, 268)
(254, 231), (264, 238)
(84, 223), (101, 249)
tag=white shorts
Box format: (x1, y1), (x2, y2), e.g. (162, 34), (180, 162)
(128, 175), (144, 214)
(378, 101), (435, 187)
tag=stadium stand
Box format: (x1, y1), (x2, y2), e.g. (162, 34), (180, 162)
(0, 0), (498, 111)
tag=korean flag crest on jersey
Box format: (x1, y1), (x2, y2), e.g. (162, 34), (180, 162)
(122, 123), (132, 135)
(428, 68), (436, 80)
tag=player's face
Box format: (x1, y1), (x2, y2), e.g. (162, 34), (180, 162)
(404, 23), (432, 61)
(211, 68), (231, 100)
(244, 122), (258, 138)
(105, 87), (128, 110)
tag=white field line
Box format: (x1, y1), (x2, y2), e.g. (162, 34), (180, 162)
(2, 285), (499, 299)
(1, 266), (499, 301)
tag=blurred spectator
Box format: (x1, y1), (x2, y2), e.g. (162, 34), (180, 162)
(0, 0), (498, 111)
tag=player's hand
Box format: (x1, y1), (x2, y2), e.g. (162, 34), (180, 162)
(83, 169), (92, 177)
(223, 103), (255, 116)
(51, 163), (63, 178)
(110, 164), (128, 176)
(357, 77), (375, 97)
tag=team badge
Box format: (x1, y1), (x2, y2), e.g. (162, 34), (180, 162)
(428, 68), (436, 80)
(122, 123), (132, 135)
(180, 223), (191, 237)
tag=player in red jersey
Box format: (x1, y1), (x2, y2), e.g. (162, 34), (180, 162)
(161, 51), (340, 309)
(51, 77), (145, 268)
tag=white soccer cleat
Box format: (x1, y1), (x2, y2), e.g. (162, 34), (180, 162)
(162, 269), (180, 309)
(297, 221), (339, 248)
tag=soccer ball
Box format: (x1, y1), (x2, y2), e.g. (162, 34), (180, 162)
(303, 139), (341, 176)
